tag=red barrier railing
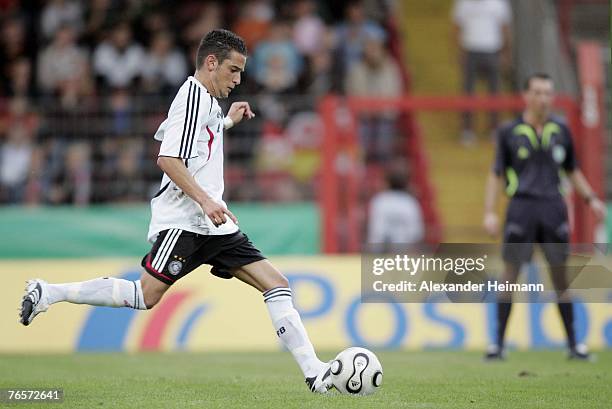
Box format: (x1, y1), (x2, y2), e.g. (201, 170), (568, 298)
(576, 41), (606, 242)
(319, 94), (587, 253)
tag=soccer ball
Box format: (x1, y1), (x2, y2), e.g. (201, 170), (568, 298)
(330, 347), (383, 395)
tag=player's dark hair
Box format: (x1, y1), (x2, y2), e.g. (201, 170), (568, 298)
(523, 72), (553, 90)
(196, 29), (247, 69)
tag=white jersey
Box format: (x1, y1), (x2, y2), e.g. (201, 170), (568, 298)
(147, 76), (238, 242)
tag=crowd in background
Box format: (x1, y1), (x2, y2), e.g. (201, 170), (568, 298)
(0, 0), (402, 205)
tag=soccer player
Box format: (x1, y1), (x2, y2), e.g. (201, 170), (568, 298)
(20, 29), (332, 393)
(483, 72), (606, 360)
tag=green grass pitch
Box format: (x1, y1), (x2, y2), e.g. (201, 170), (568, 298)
(0, 350), (610, 408)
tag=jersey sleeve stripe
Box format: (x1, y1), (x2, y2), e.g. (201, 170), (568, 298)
(185, 84), (200, 158)
(185, 87), (201, 159)
(178, 83), (193, 158)
(181, 86), (197, 158)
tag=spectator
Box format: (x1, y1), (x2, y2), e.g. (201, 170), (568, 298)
(5, 57), (34, 98)
(292, 0), (326, 57)
(108, 139), (147, 202)
(107, 88), (133, 136)
(0, 98), (39, 203)
(182, 2), (222, 49)
(37, 25), (88, 96)
(367, 167), (424, 252)
(40, 0), (83, 40)
(138, 9), (171, 45)
(141, 31), (187, 96)
(335, 0), (386, 79)
(0, 15), (27, 61)
(452, 0), (513, 145)
(0, 16), (29, 95)
(300, 46), (333, 97)
(345, 32), (402, 161)
(232, 0), (274, 51)
(82, 0), (116, 47)
(93, 22), (145, 90)
(47, 142), (91, 205)
(251, 20), (303, 93)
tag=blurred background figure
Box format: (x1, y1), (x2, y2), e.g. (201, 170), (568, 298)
(292, 0), (325, 57)
(335, 0), (386, 82)
(141, 31), (187, 96)
(345, 31), (402, 162)
(251, 19), (303, 93)
(232, 0), (274, 52)
(93, 22), (144, 91)
(367, 165), (425, 252)
(0, 97), (38, 203)
(452, 0), (512, 146)
(40, 0), (83, 40)
(37, 24), (89, 106)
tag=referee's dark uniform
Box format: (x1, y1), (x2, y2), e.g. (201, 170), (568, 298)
(495, 115), (575, 264)
(490, 114), (580, 358)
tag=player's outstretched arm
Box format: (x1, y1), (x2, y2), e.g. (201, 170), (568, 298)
(157, 156), (238, 226)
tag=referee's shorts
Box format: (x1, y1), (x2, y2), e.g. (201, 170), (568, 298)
(502, 196), (570, 267)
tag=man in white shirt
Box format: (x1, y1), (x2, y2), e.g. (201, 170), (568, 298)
(367, 169), (425, 252)
(452, 0), (513, 145)
(20, 29), (333, 394)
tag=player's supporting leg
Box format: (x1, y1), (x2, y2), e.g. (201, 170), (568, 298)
(20, 272), (168, 326)
(486, 262), (520, 360)
(232, 260), (332, 393)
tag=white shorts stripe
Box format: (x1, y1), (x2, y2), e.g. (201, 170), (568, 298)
(154, 229), (182, 271)
(152, 228), (177, 268)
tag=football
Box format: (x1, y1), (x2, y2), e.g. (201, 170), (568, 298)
(330, 347), (383, 395)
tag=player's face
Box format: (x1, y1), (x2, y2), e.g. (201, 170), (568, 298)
(523, 78), (554, 117)
(214, 51), (246, 99)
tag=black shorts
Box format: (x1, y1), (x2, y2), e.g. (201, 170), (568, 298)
(141, 229), (266, 285)
(502, 196), (569, 266)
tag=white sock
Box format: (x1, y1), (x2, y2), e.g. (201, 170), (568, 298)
(264, 287), (322, 378)
(47, 277), (147, 310)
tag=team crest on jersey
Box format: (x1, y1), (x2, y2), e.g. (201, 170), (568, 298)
(168, 260), (183, 275)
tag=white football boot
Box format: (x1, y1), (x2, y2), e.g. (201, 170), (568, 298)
(20, 279), (50, 326)
(305, 361), (333, 393)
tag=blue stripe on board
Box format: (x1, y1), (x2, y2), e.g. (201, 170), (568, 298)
(177, 304), (209, 350)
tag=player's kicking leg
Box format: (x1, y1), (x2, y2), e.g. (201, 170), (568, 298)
(19, 272), (167, 326)
(232, 260), (333, 393)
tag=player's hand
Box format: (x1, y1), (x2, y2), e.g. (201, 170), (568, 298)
(227, 102), (255, 125)
(483, 212), (499, 237)
(589, 197), (607, 220)
(200, 197), (238, 227)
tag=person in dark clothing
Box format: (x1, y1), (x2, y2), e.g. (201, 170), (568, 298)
(482, 72), (606, 360)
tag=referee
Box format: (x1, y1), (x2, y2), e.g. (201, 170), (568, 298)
(483, 72), (606, 360)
